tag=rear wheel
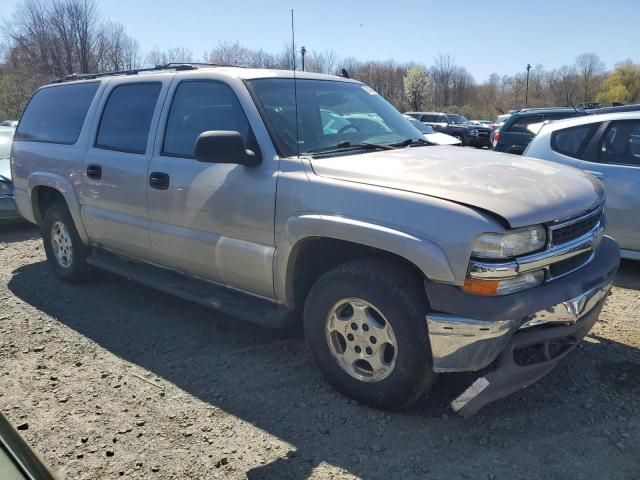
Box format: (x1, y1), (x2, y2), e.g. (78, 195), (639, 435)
(42, 203), (90, 282)
(304, 259), (437, 410)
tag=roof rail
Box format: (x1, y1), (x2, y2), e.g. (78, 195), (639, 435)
(50, 63), (238, 84)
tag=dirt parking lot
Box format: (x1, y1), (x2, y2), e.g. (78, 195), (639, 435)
(1, 223), (639, 479)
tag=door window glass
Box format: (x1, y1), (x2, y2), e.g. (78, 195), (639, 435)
(163, 81), (250, 157)
(96, 83), (161, 154)
(600, 121), (640, 166)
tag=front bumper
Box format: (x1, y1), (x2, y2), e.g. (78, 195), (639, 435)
(0, 196), (22, 223)
(425, 236), (619, 415)
(467, 135), (492, 147)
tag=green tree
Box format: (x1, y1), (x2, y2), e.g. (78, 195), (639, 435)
(403, 66), (431, 111)
(597, 63), (640, 104)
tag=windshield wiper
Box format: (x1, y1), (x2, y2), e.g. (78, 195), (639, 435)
(389, 137), (430, 147)
(307, 141), (397, 154)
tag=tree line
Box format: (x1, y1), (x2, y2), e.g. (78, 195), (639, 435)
(1, 0), (639, 121)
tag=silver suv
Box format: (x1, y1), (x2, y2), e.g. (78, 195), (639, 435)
(10, 64), (619, 415)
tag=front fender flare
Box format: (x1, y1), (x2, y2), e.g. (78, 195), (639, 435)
(274, 214), (455, 308)
(27, 172), (89, 244)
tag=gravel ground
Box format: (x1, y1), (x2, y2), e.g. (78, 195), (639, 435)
(1, 223), (639, 480)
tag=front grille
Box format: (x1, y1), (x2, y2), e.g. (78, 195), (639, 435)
(549, 251), (592, 278)
(551, 208), (602, 246)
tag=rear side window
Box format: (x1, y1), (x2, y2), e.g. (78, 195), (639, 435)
(507, 114), (544, 133)
(551, 124), (596, 158)
(163, 81), (250, 158)
(96, 83), (162, 154)
(15, 82), (99, 144)
(420, 114), (437, 122)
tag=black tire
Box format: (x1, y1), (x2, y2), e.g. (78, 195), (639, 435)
(304, 259), (437, 410)
(42, 202), (91, 282)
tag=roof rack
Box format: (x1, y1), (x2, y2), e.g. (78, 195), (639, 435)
(50, 62), (238, 84)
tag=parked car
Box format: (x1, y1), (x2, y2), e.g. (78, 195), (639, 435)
(588, 103), (640, 115)
(12, 65), (619, 415)
(403, 115), (461, 145)
(492, 108), (587, 155)
(0, 120), (18, 128)
(0, 126), (21, 223)
(524, 111), (640, 260)
(405, 111), (492, 148)
(490, 113), (512, 148)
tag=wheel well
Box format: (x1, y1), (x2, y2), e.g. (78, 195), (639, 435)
(287, 237), (424, 311)
(32, 186), (67, 226)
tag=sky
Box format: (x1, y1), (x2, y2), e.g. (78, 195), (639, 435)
(2, 0), (639, 81)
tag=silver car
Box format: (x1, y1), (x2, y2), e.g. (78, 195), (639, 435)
(525, 112), (640, 260)
(10, 65), (619, 415)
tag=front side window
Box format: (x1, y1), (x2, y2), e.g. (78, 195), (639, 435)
(163, 81), (250, 157)
(247, 79), (422, 157)
(96, 83), (162, 154)
(15, 82), (98, 144)
(551, 124), (596, 158)
(600, 121), (640, 166)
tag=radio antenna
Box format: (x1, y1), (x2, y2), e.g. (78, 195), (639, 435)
(291, 9), (300, 158)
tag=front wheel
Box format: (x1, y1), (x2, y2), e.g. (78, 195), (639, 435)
(304, 259), (437, 410)
(42, 203), (91, 282)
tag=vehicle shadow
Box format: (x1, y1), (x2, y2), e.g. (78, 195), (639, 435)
(614, 259), (640, 290)
(7, 261), (640, 479)
(0, 222), (39, 244)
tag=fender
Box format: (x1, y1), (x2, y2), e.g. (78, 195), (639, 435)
(26, 172), (90, 244)
(274, 214), (455, 307)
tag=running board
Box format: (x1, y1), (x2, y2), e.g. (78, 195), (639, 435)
(87, 249), (291, 328)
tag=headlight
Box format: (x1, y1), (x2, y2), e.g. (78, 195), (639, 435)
(468, 128), (478, 136)
(0, 179), (13, 197)
(472, 225), (547, 259)
(463, 270), (545, 296)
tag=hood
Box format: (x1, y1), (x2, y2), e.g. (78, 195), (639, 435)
(310, 146), (604, 228)
(424, 132), (461, 146)
(0, 158), (10, 181)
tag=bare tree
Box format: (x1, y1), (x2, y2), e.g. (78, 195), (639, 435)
(548, 65), (579, 106)
(575, 52), (605, 103)
(431, 53), (456, 107)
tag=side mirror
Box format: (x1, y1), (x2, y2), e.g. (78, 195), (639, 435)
(194, 131), (260, 167)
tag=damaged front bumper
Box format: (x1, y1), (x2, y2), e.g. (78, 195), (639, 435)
(424, 236), (620, 416)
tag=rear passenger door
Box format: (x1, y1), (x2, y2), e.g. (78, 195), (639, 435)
(145, 78), (278, 298)
(81, 79), (168, 258)
(578, 120), (640, 253)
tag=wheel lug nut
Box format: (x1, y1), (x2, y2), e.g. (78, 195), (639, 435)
(355, 346), (361, 354)
(362, 324), (369, 332)
(347, 333), (354, 341)
(366, 347), (373, 355)
(370, 336), (377, 344)
(350, 323), (358, 330)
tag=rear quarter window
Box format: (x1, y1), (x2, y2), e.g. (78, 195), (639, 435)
(551, 124), (597, 158)
(15, 82), (99, 144)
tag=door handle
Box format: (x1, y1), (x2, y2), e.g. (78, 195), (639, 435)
(585, 170), (606, 179)
(149, 172), (170, 190)
(86, 164), (102, 180)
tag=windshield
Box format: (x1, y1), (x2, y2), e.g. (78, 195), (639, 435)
(406, 118), (435, 134)
(247, 79), (424, 156)
(0, 130), (14, 160)
(447, 114), (469, 125)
